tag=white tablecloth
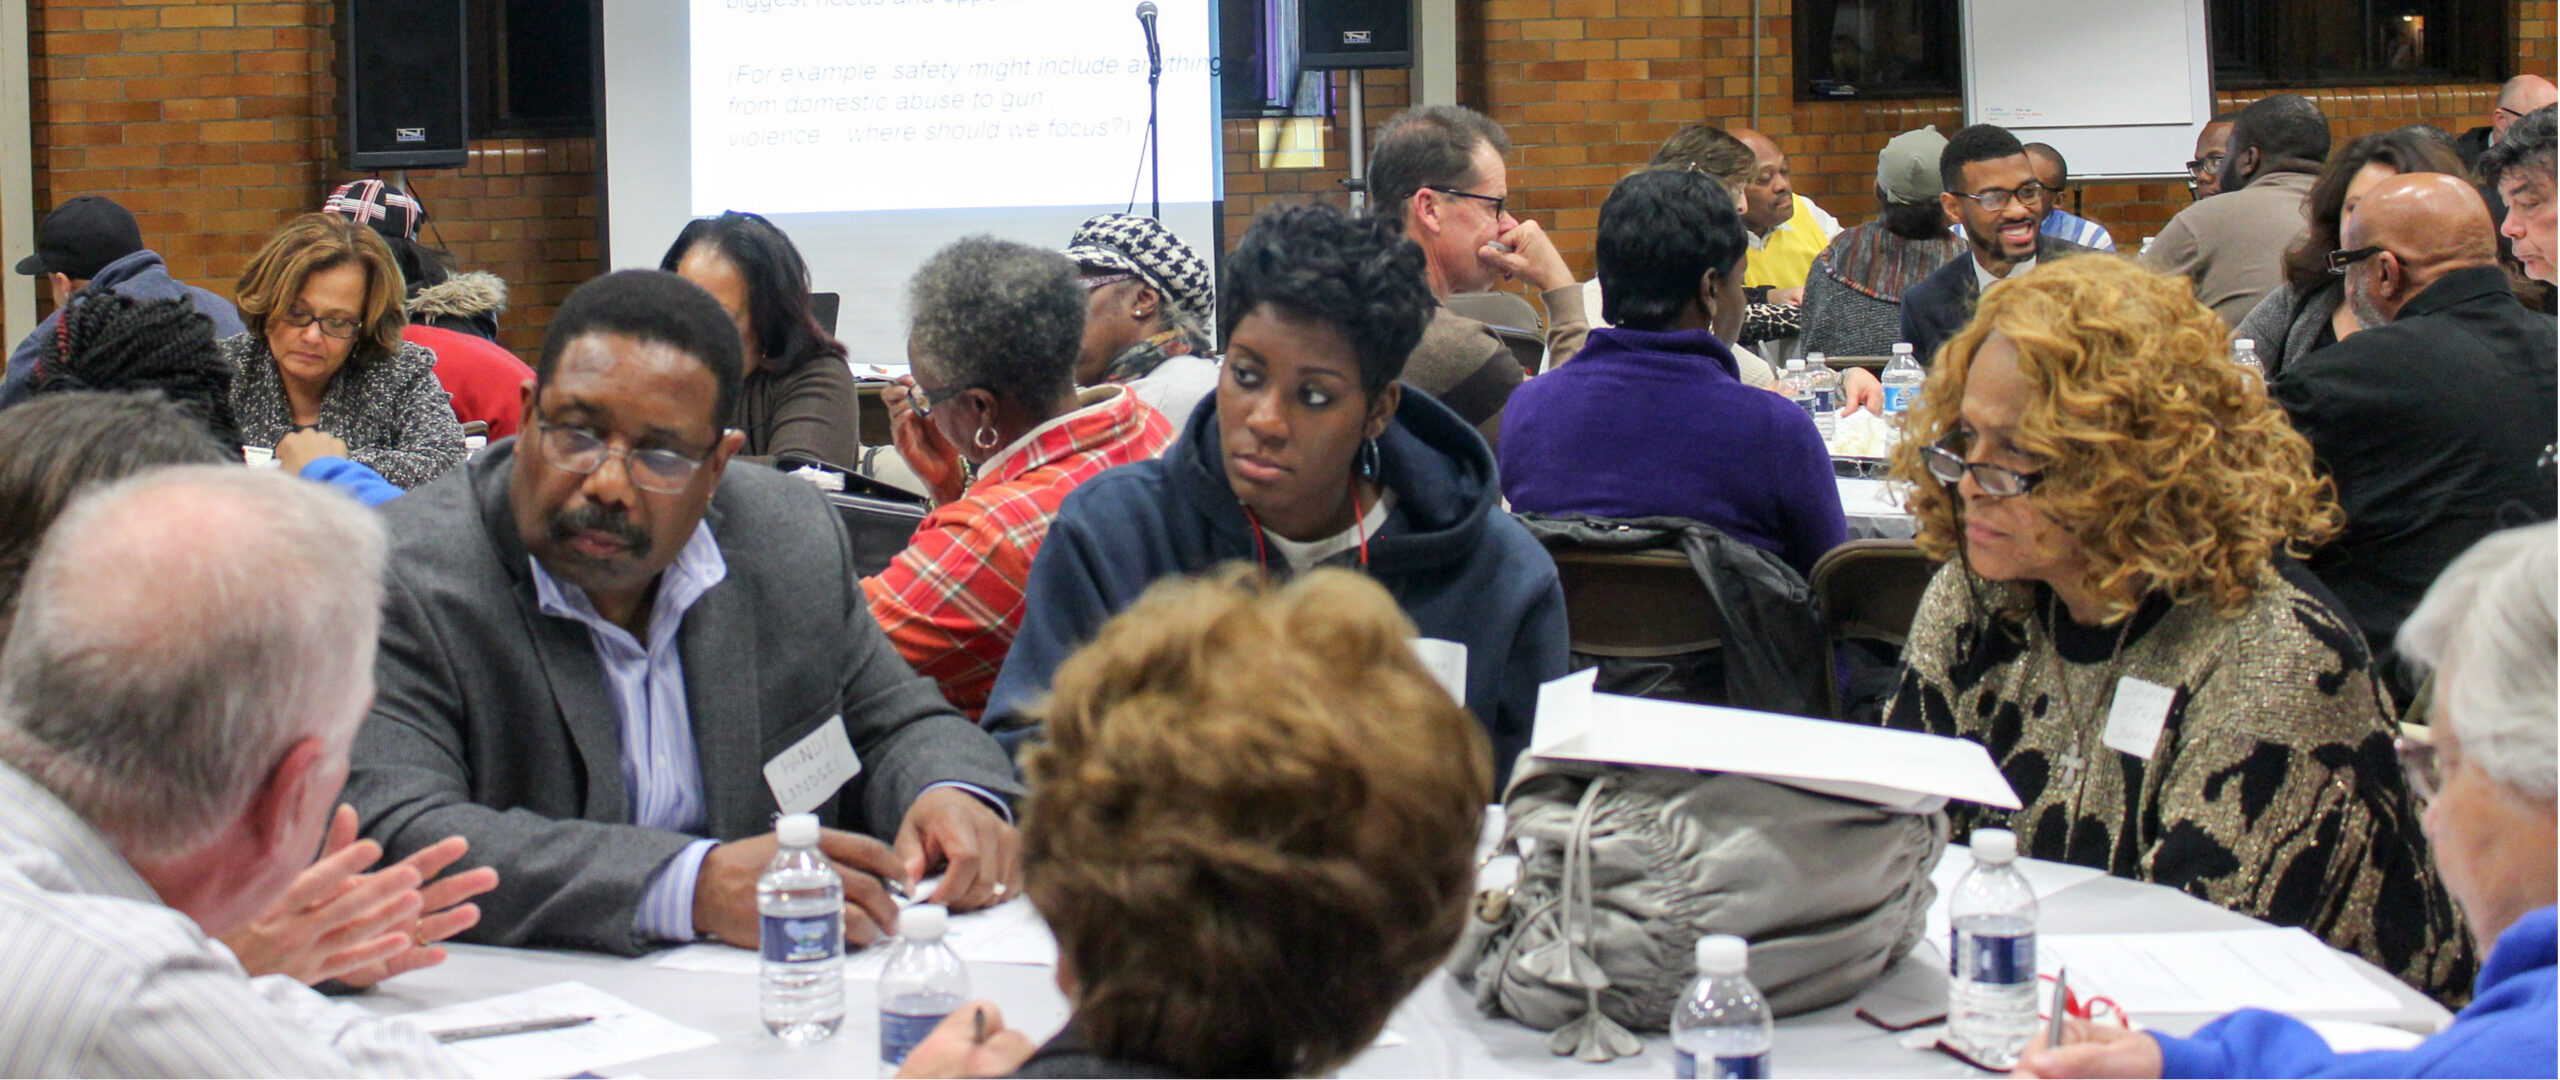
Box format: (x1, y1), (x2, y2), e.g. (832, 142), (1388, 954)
(1839, 476), (1916, 541)
(354, 857), (2448, 1079)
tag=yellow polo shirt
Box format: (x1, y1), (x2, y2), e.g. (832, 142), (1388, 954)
(1743, 194), (1840, 291)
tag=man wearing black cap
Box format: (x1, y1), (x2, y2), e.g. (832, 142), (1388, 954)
(6, 195), (245, 409)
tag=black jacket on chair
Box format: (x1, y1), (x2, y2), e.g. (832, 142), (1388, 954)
(1897, 235), (2103, 365)
(2273, 265), (2559, 683)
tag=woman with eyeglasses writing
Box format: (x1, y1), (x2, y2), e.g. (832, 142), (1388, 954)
(1873, 256), (2472, 1001)
(224, 213), (465, 490)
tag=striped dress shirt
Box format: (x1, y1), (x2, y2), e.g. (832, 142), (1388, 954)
(2040, 208), (2118, 252)
(0, 762), (463, 1077)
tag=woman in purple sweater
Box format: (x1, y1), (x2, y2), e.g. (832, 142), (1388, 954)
(1498, 168), (1847, 576)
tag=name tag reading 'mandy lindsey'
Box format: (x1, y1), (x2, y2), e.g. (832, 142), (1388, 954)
(764, 715), (863, 815)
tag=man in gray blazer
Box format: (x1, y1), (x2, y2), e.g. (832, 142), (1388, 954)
(347, 270), (1023, 957)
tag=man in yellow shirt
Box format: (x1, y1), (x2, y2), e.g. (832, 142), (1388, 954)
(1734, 128), (1842, 294)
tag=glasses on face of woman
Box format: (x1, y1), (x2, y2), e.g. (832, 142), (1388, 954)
(1921, 432), (2046, 498)
(533, 418), (710, 495)
(275, 305), (361, 340)
(907, 378), (981, 421)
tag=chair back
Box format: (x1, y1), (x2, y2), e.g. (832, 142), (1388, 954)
(1809, 539), (1934, 649)
(1487, 324), (1549, 375)
(811, 292), (842, 336)
(1553, 547), (1723, 658)
(1444, 290), (1544, 334)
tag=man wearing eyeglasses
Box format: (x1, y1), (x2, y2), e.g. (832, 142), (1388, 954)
(2182, 114), (2238, 203)
(1366, 104), (1591, 446)
(2140, 94), (2331, 328)
(2454, 75), (2557, 173)
(1888, 124), (2104, 368)
(2271, 173), (2558, 700)
(345, 270), (1025, 957)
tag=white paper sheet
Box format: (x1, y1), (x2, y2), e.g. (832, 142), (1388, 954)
(1530, 670), (2019, 810)
(652, 896), (1060, 981)
(1922, 848), (2108, 947)
(405, 981), (716, 1080)
(1834, 477), (1909, 520)
(2037, 929), (2403, 1015)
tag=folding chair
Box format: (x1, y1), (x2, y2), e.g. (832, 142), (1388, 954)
(1809, 539), (1938, 717)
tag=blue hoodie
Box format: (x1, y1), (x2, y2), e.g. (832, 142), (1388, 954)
(983, 387), (1569, 784)
(2156, 905), (2556, 1079)
(4, 249), (246, 408)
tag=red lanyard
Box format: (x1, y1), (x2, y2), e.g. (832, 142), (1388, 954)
(1244, 483), (1369, 572)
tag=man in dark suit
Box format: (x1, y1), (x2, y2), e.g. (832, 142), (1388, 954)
(2276, 173), (2559, 696)
(1897, 124), (2102, 364)
(348, 270), (1024, 956)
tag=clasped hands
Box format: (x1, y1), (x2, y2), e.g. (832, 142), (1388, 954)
(691, 786), (1020, 948)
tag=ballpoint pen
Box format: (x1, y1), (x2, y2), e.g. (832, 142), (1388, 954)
(431, 1015), (597, 1044)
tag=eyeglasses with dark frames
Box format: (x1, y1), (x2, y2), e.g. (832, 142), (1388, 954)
(275, 305), (362, 341)
(533, 418), (712, 495)
(908, 379), (982, 421)
(1425, 185), (1508, 219)
(2185, 152), (2228, 178)
(1953, 182), (2047, 213)
(2327, 246), (2390, 275)
(1921, 433), (2045, 498)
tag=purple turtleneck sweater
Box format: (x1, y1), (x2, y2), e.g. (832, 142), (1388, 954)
(1497, 325), (1847, 575)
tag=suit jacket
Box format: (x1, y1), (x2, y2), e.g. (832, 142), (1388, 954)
(1897, 235), (2103, 365)
(347, 439), (1024, 955)
(2274, 265), (2559, 673)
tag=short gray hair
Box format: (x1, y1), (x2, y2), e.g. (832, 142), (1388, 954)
(1369, 104), (1511, 221)
(906, 236), (1083, 408)
(0, 466), (388, 858)
(2397, 522), (2558, 804)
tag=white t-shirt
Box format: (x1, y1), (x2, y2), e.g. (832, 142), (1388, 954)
(1260, 488), (1396, 577)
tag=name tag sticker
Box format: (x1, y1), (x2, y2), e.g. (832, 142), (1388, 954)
(1410, 638), (1469, 705)
(2102, 677), (2178, 760)
(764, 715), (862, 815)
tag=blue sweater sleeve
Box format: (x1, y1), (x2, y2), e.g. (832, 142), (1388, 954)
(298, 456), (405, 508)
(2155, 1009), (2345, 1078)
(981, 507), (1122, 747)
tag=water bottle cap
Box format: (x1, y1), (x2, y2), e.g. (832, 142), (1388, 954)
(2235, 338), (2255, 350)
(775, 813), (819, 848)
(1785, 358), (1806, 370)
(1893, 341), (1913, 354)
(1694, 934), (1749, 975)
(1971, 828), (2018, 864)
(902, 903), (949, 941)
(1808, 352), (1826, 363)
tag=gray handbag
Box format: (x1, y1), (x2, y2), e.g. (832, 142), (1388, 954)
(1450, 757), (1948, 1062)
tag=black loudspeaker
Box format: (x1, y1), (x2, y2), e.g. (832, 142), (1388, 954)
(1300, 0), (1414, 70)
(342, 0), (470, 169)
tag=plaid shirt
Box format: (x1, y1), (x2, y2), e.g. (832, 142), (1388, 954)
(865, 385), (1174, 718)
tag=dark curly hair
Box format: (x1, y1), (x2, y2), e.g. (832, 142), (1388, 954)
(659, 210), (850, 377)
(1940, 124), (2027, 195)
(905, 236), (1084, 408)
(1217, 203), (1434, 398)
(31, 293), (241, 450)
(539, 270), (744, 433)
(2481, 105), (2557, 193)
(1596, 169), (1748, 331)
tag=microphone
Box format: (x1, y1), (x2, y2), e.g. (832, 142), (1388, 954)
(1136, 1), (1161, 77)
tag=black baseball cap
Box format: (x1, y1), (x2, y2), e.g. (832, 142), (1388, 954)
(14, 195), (145, 280)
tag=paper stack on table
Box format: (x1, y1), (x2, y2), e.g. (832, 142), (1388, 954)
(2038, 928), (2404, 1015)
(1922, 849), (2105, 946)
(403, 981), (715, 1080)
(652, 894), (1060, 979)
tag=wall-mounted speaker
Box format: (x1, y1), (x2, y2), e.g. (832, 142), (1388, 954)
(343, 0), (471, 169)
(1299, 0), (1414, 70)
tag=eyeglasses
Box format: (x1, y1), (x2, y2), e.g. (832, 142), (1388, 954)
(2396, 735), (2441, 803)
(1079, 272), (1134, 292)
(1953, 182), (2047, 213)
(1426, 185), (1508, 219)
(533, 418), (711, 494)
(2328, 245), (2389, 274)
(1921, 433), (2046, 497)
(908, 379), (980, 420)
(2185, 152), (2228, 179)
(2496, 106), (2532, 122)
(275, 305), (361, 340)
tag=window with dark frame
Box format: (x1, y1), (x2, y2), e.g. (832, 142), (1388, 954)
(1794, 0), (1961, 101)
(467, 0), (598, 139)
(2211, 0), (2506, 88)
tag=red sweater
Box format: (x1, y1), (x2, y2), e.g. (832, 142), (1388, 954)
(405, 324), (533, 437)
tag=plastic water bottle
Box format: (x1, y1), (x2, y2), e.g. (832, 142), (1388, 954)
(757, 813), (845, 1045)
(1882, 343), (1924, 416)
(878, 903), (968, 1068)
(2233, 337), (2265, 382)
(1948, 829), (2039, 1069)
(1805, 352), (1840, 441)
(1780, 359), (1815, 424)
(1670, 934), (1774, 1079)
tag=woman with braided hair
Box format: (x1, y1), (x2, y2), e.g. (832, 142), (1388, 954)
(30, 292), (400, 506)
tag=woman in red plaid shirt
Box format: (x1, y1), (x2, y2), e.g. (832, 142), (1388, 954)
(867, 237), (1175, 719)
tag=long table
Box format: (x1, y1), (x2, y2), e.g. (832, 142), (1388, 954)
(353, 859), (2448, 1078)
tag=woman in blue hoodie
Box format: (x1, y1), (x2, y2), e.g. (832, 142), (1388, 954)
(983, 203), (1569, 784)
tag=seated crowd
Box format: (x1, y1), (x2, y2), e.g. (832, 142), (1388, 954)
(0, 83), (2554, 1080)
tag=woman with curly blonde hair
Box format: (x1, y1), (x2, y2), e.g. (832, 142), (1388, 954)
(1877, 256), (2472, 1000)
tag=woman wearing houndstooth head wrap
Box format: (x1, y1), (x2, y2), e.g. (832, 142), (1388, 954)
(1064, 214), (1222, 433)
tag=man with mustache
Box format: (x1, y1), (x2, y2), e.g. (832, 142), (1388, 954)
(2141, 94), (2331, 328)
(346, 270), (1023, 955)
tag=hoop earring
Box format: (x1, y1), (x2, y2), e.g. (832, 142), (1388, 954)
(1359, 437), (1382, 480)
(975, 426), (1000, 452)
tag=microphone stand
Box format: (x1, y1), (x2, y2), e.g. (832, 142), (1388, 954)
(1146, 40), (1162, 220)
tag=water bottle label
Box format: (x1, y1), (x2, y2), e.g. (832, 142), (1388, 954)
(1883, 386), (1917, 413)
(880, 1007), (949, 1066)
(1675, 1048), (1769, 1078)
(760, 913), (840, 964)
(1813, 388), (1838, 412)
(1955, 929), (2036, 986)
(1676, 1048), (1695, 1079)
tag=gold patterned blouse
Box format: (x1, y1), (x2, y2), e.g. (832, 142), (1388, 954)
(1880, 559), (2474, 1002)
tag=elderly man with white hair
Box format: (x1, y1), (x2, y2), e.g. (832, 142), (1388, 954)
(2017, 522), (2559, 1079)
(0, 467), (462, 1076)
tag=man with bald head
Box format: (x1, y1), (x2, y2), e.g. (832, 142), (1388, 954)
(2456, 74), (2559, 169)
(2274, 173), (2558, 692)
(1732, 128), (1842, 294)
